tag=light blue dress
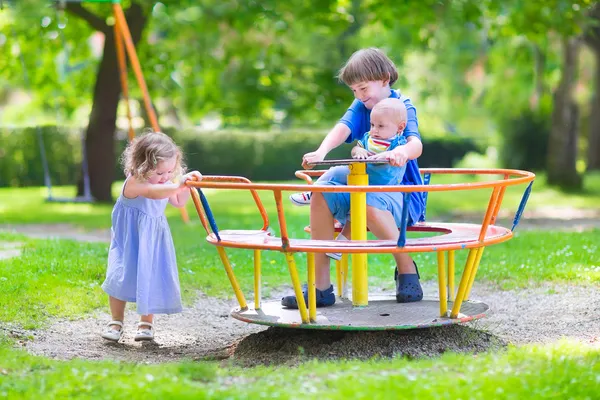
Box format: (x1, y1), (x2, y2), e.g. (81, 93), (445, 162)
(101, 180), (182, 315)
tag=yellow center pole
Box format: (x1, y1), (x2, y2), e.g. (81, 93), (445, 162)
(348, 163), (368, 306)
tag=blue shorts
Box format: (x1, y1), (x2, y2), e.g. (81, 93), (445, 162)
(316, 166), (409, 228)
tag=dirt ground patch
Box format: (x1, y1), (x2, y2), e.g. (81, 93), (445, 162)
(4, 282), (597, 367)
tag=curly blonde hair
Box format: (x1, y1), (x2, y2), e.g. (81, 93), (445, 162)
(121, 131), (186, 181)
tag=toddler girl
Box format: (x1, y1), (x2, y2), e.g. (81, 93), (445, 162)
(101, 131), (202, 342)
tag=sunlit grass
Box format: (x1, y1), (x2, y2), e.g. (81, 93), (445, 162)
(0, 337), (598, 399)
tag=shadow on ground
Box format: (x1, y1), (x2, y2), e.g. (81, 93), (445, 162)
(228, 324), (506, 367)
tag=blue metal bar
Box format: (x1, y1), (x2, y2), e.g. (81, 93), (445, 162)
(397, 193), (411, 247)
(512, 181), (534, 231)
(422, 172), (431, 220)
(198, 189), (221, 241)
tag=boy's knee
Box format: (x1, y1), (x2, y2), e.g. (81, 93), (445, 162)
(366, 205), (384, 219)
(310, 192), (325, 205)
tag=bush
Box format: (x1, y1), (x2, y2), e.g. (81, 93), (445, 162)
(498, 105), (551, 171)
(1, 126), (484, 187)
(419, 135), (482, 168)
(0, 126), (82, 187)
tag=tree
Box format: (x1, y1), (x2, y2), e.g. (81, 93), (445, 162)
(480, 0), (591, 188)
(547, 37), (582, 188)
(0, 0), (149, 201)
(64, 2), (149, 201)
(583, 3), (600, 171)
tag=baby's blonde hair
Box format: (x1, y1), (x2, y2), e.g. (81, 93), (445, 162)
(122, 131), (185, 180)
(338, 48), (399, 86)
(372, 98), (407, 126)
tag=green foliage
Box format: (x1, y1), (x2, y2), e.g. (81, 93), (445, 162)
(0, 126), (83, 187)
(498, 101), (552, 171)
(1, 126), (484, 187)
(419, 135), (482, 167)
(0, 0), (99, 118)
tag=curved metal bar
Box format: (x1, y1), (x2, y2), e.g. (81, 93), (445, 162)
(189, 168), (535, 194)
(188, 175), (270, 231)
(205, 224), (514, 254)
(199, 189), (221, 241)
(190, 188), (210, 235)
(512, 181), (534, 231)
(397, 193), (410, 247)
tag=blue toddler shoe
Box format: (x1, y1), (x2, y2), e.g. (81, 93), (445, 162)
(281, 284), (335, 309)
(394, 262), (423, 303)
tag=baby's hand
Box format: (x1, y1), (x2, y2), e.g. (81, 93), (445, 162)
(368, 149), (408, 167)
(352, 147), (372, 160)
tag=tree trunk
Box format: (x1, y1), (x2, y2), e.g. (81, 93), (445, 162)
(583, 2), (600, 170)
(69, 3), (147, 202)
(530, 43), (546, 110)
(587, 46), (600, 170)
(547, 37), (582, 189)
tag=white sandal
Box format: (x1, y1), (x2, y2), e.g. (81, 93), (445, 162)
(134, 321), (154, 341)
(101, 320), (124, 342)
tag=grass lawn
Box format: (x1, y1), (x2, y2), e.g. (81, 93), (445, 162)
(0, 336), (598, 399)
(1, 174), (599, 398)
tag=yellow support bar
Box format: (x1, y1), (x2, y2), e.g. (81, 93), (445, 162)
(307, 252), (317, 322)
(285, 253), (310, 324)
(217, 247), (247, 310)
(340, 254), (349, 299)
(465, 247), (485, 300)
(437, 251), (448, 316)
(448, 250), (455, 301)
(253, 249), (261, 310)
(348, 162), (368, 306)
(335, 259), (342, 299)
(450, 248), (479, 318)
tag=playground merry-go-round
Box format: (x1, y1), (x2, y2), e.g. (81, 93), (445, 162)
(186, 161), (535, 331)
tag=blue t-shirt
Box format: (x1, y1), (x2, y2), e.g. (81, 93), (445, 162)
(339, 90), (426, 223)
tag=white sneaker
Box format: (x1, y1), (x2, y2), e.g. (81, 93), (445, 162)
(326, 233), (347, 261)
(289, 191), (312, 206)
(101, 320), (124, 342)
